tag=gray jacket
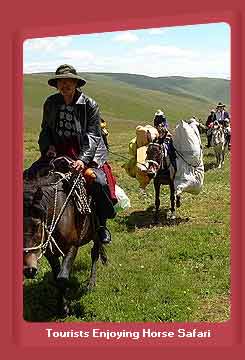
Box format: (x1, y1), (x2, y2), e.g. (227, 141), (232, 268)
(38, 90), (108, 167)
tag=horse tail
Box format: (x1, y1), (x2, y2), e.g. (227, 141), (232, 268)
(99, 245), (108, 265)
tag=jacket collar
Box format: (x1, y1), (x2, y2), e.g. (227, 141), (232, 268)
(75, 91), (86, 105)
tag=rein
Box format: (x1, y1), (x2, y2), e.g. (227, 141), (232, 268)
(108, 149), (149, 170)
(147, 142), (170, 171)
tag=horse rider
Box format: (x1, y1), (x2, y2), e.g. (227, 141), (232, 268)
(26, 64), (116, 244)
(215, 102), (230, 125)
(206, 109), (216, 147)
(153, 109), (169, 129)
(153, 109), (177, 171)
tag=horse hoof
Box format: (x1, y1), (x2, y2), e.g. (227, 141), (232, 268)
(167, 210), (176, 221)
(153, 210), (160, 223)
(58, 304), (70, 318)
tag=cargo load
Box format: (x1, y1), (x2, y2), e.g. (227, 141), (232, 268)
(173, 120), (204, 195)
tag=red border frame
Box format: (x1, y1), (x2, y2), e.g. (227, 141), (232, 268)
(2, 0), (244, 358)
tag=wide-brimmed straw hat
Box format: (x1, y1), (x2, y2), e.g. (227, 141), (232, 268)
(216, 101), (226, 108)
(48, 64), (86, 88)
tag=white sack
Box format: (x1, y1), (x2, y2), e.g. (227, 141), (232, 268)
(174, 154), (204, 195)
(173, 120), (204, 195)
(173, 120), (201, 167)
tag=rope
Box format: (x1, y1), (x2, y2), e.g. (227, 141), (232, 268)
(44, 172), (82, 257)
(173, 146), (202, 169)
(108, 149), (149, 170)
(23, 222), (45, 253)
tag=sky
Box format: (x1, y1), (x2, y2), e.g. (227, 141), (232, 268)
(23, 22), (230, 79)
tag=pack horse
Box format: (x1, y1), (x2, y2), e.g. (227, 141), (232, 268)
(145, 142), (180, 221)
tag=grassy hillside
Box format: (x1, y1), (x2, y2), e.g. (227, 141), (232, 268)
(24, 73), (230, 131)
(85, 73), (230, 105)
(23, 73), (230, 322)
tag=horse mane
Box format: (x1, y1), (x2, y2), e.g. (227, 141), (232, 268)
(23, 171), (63, 219)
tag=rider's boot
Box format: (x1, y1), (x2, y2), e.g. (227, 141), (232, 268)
(97, 217), (112, 244)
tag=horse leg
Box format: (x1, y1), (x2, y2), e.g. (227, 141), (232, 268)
(218, 152), (222, 168)
(57, 245), (78, 286)
(222, 149), (225, 166)
(45, 252), (69, 316)
(45, 250), (61, 281)
(87, 240), (101, 291)
(215, 149), (220, 168)
(153, 178), (160, 222)
(55, 245), (78, 316)
(176, 194), (181, 208)
(167, 181), (176, 220)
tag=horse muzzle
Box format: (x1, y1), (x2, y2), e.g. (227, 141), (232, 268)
(23, 252), (38, 279)
(146, 162), (159, 178)
(147, 169), (157, 179)
(23, 266), (38, 279)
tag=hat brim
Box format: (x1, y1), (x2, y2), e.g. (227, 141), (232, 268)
(48, 73), (86, 88)
(216, 104), (226, 107)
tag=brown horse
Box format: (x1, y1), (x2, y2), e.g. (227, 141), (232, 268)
(146, 142), (180, 221)
(23, 158), (107, 316)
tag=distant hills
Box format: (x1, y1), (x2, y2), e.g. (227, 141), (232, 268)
(24, 72), (230, 131)
(88, 73), (230, 105)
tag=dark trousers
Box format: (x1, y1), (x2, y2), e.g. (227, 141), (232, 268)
(87, 168), (116, 223)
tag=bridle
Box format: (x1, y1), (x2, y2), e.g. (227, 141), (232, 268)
(147, 142), (170, 171)
(23, 170), (88, 260)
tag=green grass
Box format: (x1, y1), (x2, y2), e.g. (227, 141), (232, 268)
(23, 74), (230, 322)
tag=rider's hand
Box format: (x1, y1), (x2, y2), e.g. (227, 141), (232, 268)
(72, 160), (85, 172)
(46, 145), (57, 158)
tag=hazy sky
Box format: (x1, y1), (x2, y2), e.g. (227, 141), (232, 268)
(24, 22), (230, 79)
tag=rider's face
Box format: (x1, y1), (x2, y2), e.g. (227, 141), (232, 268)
(57, 78), (77, 97)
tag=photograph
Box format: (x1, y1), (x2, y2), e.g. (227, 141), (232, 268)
(23, 22), (231, 323)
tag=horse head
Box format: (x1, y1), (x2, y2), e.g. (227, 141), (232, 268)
(145, 143), (162, 177)
(23, 179), (45, 278)
(211, 126), (225, 146)
(23, 171), (63, 279)
(146, 142), (169, 177)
